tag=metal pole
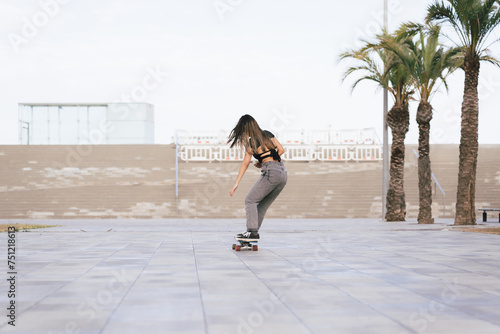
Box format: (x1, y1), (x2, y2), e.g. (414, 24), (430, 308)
(18, 105), (21, 144)
(77, 105), (80, 144)
(47, 106), (50, 144)
(30, 106), (33, 145)
(87, 106), (90, 145)
(382, 0), (389, 221)
(175, 131), (179, 215)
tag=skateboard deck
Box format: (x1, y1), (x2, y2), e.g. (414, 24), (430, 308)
(232, 237), (258, 251)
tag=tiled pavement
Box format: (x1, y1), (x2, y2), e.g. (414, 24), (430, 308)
(1, 219), (499, 334)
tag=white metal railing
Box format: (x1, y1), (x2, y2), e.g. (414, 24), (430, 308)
(281, 145), (314, 161)
(359, 128), (377, 145)
(175, 128), (380, 146)
(218, 147), (245, 161)
(280, 130), (303, 145)
(177, 144), (382, 162)
(178, 146), (214, 161)
(280, 129), (375, 145)
(315, 145), (350, 161)
(302, 130), (331, 144)
(175, 130), (227, 145)
(355, 146), (383, 161)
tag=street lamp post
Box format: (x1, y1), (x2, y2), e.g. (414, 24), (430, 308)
(382, 0), (389, 221)
(175, 131), (179, 216)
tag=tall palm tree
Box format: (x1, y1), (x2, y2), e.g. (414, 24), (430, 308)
(427, 0), (500, 225)
(379, 24), (462, 224)
(340, 35), (413, 221)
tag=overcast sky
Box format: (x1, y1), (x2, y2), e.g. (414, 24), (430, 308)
(1, 0), (499, 145)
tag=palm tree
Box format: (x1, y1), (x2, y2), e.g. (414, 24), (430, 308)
(427, 0), (500, 225)
(379, 24), (462, 224)
(340, 35), (413, 221)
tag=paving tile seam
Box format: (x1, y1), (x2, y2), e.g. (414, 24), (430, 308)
(191, 232), (210, 334)
(98, 232), (172, 334)
(3, 220), (500, 333)
(0, 237), (138, 331)
(12, 233), (127, 279)
(335, 261), (500, 330)
(323, 234), (500, 280)
(292, 240), (500, 330)
(29, 228), (422, 233)
(354, 246), (500, 308)
(220, 238), (317, 334)
(266, 248), (417, 334)
(381, 245), (500, 273)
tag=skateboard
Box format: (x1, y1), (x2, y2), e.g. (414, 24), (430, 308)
(232, 238), (258, 251)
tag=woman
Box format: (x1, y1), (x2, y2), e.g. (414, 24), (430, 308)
(228, 114), (287, 241)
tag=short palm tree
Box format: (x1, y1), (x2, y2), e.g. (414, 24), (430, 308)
(340, 35), (414, 221)
(427, 0), (500, 225)
(379, 24), (462, 224)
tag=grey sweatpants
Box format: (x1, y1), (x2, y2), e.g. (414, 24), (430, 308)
(245, 161), (287, 231)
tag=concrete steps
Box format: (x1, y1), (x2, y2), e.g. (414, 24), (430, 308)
(1, 144), (499, 220)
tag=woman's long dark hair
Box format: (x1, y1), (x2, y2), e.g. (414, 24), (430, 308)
(227, 115), (274, 154)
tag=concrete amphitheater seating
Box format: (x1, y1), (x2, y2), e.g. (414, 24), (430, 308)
(0, 144), (499, 220)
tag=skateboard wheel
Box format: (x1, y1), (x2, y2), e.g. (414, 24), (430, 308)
(232, 244), (236, 250)
(235, 245), (241, 251)
(253, 245), (258, 251)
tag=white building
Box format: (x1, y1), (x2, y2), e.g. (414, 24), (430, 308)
(18, 103), (154, 145)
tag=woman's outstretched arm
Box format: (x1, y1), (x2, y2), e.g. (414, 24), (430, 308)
(230, 150), (252, 197)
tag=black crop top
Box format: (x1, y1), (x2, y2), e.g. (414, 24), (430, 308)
(252, 130), (281, 163)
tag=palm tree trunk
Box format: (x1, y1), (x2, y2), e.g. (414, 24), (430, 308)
(385, 104), (409, 222)
(416, 101), (434, 224)
(455, 55), (480, 225)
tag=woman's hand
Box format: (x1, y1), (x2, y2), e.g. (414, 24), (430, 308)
(230, 183), (239, 197)
(254, 162), (262, 168)
(230, 150), (252, 197)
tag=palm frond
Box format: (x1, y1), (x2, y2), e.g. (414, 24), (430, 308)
(339, 33), (414, 106)
(479, 53), (500, 67)
(427, 0), (500, 58)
